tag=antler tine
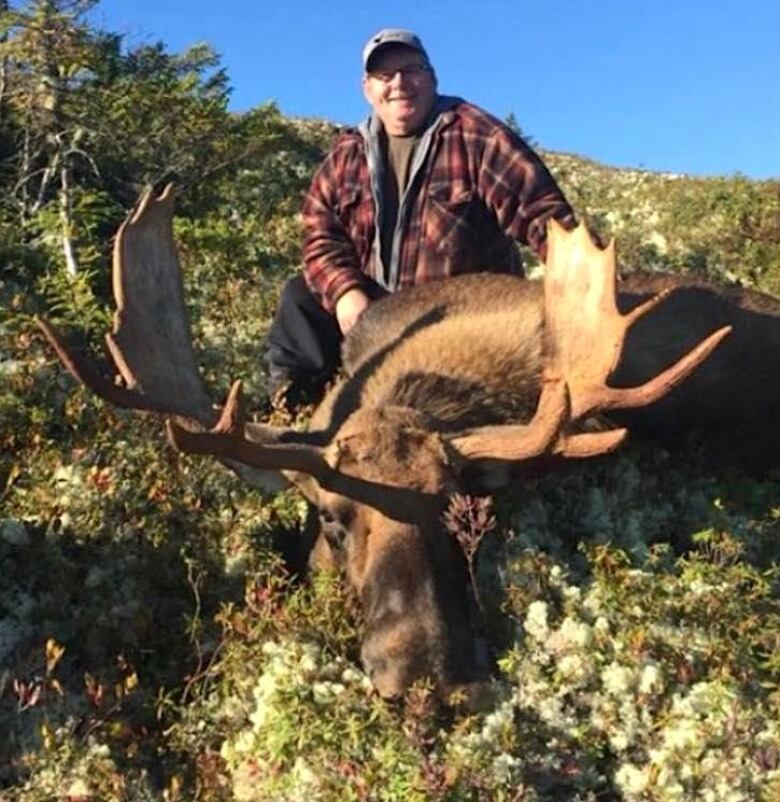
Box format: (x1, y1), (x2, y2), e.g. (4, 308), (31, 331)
(449, 377), (570, 460)
(167, 380), (331, 477)
(448, 372), (630, 463)
(35, 316), (190, 415)
(544, 219), (732, 421)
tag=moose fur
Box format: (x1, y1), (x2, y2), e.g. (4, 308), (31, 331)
(343, 272), (780, 469)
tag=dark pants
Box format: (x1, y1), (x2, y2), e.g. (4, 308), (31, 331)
(265, 276), (387, 400)
(266, 276), (342, 396)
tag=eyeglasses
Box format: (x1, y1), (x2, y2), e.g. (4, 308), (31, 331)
(367, 64), (432, 84)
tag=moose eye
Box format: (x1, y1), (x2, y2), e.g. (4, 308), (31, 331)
(319, 505), (356, 554)
(324, 526), (348, 552)
(319, 505), (354, 529)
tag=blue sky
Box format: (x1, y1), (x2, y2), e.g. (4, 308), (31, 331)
(89, 0), (779, 179)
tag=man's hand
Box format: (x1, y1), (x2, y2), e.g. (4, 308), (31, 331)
(335, 288), (370, 334)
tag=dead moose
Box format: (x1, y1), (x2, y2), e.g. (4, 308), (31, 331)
(38, 185), (780, 701)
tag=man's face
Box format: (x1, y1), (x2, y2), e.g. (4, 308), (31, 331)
(362, 45), (437, 136)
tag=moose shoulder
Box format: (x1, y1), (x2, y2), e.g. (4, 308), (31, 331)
(38, 186), (779, 702)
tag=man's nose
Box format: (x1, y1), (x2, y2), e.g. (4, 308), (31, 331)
(387, 69), (409, 89)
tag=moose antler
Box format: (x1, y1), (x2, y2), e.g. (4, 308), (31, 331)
(39, 185), (416, 496)
(449, 221), (731, 462)
(36, 185), (327, 489)
(166, 380), (331, 477)
(543, 221), (730, 419)
(37, 185), (215, 424)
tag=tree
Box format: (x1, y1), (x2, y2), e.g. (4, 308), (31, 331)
(0, 0), (330, 293)
(0, 0), (243, 278)
(505, 111), (537, 148)
(1, 0), (112, 274)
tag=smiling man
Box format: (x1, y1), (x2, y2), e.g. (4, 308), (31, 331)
(266, 28), (576, 407)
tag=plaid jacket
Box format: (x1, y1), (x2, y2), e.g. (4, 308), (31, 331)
(302, 97), (575, 313)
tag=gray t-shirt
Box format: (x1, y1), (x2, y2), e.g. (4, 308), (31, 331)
(379, 130), (420, 273)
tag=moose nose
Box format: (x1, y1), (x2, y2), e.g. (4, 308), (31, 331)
(367, 668), (405, 701)
(361, 626), (493, 701)
(360, 647), (409, 700)
(363, 654), (496, 708)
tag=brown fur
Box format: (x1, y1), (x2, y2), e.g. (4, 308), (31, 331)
(307, 406), (486, 698)
(343, 272), (780, 467)
(302, 271), (780, 698)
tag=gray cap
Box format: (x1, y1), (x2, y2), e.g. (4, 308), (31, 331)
(362, 28), (429, 72)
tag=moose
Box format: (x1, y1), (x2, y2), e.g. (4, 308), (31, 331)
(39, 185), (780, 702)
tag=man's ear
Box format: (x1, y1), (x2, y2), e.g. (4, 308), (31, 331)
(362, 75), (373, 105)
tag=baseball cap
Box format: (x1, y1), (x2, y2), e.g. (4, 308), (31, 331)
(362, 28), (430, 72)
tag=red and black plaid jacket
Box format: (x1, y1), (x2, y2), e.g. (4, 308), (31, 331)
(302, 98), (575, 313)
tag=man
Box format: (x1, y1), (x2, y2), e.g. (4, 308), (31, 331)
(267, 28), (576, 406)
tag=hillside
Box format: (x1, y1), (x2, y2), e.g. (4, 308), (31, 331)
(1, 6), (780, 798)
(2, 114), (780, 800)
